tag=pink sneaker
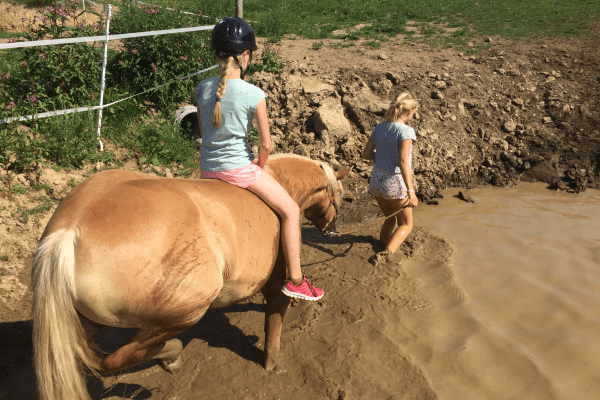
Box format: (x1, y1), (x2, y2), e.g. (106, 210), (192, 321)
(281, 276), (324, 301)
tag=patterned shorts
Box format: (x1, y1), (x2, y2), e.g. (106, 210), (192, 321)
(200, 162), (263, 188)
(368, 165), (407, 200)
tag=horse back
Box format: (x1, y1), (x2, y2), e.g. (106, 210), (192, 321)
(41, 170), (281, 328)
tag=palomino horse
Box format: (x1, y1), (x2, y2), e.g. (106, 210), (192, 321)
(32, 153), (349, 400)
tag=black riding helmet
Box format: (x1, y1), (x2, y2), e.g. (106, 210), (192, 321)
(212, 17), (258, 59)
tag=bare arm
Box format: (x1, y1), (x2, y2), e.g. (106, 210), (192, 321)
(399, 139), (418, 207)
(362, 138), (376, 161)
(254, 98), (272, 169)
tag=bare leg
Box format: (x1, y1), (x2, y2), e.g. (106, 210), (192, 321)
(247, 172), (303, 284)
(375, 196), (413, 253)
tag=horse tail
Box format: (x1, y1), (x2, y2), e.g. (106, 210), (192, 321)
(32, 229), (101, 400)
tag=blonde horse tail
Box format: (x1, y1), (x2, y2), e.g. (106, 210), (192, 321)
(32, 229), (101, 400)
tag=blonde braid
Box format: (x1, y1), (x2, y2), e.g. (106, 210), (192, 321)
(212, 56), (237, 127)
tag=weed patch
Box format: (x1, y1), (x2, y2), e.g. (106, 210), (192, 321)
(17, 195), (54, 223)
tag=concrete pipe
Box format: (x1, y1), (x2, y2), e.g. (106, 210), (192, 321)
(175, 105), (201, 144)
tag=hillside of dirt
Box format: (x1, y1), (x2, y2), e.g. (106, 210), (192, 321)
(249, 29), (600, 202)
(1, 10), (599, 400)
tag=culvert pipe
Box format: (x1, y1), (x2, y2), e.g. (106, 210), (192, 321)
(175, 105), (202, 144)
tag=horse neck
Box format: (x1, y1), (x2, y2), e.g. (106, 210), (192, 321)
(270, 157), (330, 211)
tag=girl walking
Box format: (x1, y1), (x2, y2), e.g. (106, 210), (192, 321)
(361, 92), (419, 258)
(195, 17), (323, 300)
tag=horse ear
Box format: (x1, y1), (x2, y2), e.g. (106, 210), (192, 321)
(335, 168), (351, 180)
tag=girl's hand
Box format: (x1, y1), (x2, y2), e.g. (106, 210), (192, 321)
(262, 164), (274, 177)
(407, 191), (419, 208)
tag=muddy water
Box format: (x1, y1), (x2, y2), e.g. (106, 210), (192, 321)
(408, 182), (600, 400)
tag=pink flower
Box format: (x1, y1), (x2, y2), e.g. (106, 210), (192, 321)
(29, 95), (37, 102)
(131, 49), (137, 54)
(39, 53), (46, 59)
(7, 101), (15, 110)
(4, 73), (10, 79)
(21, 17), (26, 22)
(8, 38), (14, 43)
(92, 22), (98, 28)
(197, 57), (202, 61)
(119, 60), (123, 64)
(142, 37), (146, 43)
(151, 62), (158, 72)
(177, 42), (182, 47)
(180, 56), (187, 61)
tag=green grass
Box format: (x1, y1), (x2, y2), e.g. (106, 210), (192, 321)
(11, 184), (28, 195)
(7, 0), (600, 43)
(166, 0), (600, 42)
(17, 195), (54, 223)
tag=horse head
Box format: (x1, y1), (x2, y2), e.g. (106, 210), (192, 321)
(266, 154), (350, 237)
(303, 162), (350, 237)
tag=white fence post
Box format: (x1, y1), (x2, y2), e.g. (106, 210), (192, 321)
(97, 4), (112, 151)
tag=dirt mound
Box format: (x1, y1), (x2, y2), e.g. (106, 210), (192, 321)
(250, 33), (600, 201)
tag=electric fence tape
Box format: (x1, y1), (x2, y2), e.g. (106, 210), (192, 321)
(0, 64), (217, 124)
(0, 25), (214, 50)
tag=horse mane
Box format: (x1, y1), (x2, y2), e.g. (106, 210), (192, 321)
(268, 153), (343, 196)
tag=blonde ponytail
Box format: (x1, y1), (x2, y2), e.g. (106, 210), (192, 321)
(384, 92), (419, 123)
(212, 55), (242, 127)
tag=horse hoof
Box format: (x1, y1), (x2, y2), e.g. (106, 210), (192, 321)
(157, 356), (182, 374)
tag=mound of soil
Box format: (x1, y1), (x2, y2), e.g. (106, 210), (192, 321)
(249, 31), (600, 201)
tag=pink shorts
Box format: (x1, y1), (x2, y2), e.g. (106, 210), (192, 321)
(200, 163), (263, 188)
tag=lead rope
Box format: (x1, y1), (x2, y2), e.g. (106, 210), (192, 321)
(335, 205), (408, 236)
(301, 205), (409, 268)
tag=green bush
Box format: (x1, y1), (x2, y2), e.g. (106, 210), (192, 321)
(39, 111), (111, 168)
(109, 2), (215, 109)
(135, 119), (199, 168)
(248, 43), (285, 75)
(16, 0), (107, 110)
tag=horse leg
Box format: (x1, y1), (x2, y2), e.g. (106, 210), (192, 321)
(261, 256), (291, 371)
(100, 328), (188, 374)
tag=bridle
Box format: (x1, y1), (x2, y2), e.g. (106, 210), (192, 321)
(312, 190), (340, 237)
